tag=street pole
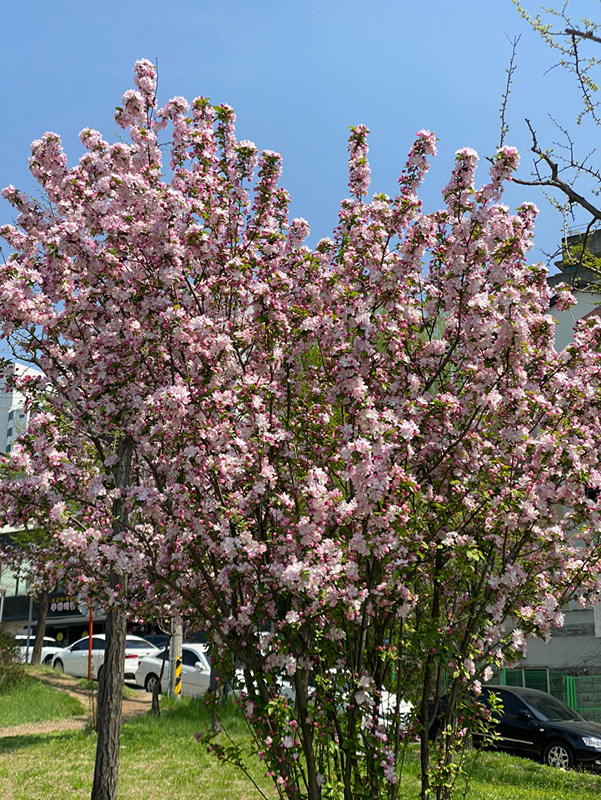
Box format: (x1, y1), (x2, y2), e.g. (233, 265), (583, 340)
(88, 604), (94, 682)
(25, 594), (33, 663)
(0, 590), (5, 624)
(168, 616), (183, 700)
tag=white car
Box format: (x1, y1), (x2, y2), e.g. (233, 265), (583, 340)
(15, 634), (62, 666)
(135, 643), (211, 696)
(52, 633), (159, 681)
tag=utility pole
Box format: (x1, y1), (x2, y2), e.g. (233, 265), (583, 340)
(25, 594), (33, 663)
(168, 616), (183, 700)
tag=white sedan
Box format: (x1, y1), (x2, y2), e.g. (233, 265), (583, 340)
(15, 634), (63, 665)
(135, 643), (211, 696)
(52, 633), (159, 681)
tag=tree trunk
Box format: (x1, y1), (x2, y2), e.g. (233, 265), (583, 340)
(91, 436), (133, 800)
(92, 591), (127, 800)
(210, 664), (223, 734)
(152, 644), (170, 718)
(30, 590), (48, 666)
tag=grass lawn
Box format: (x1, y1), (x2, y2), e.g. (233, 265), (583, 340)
(0, 675), (84, 729)
(0, 697), (273, 800)
(1, 695), (601, 799)
(396, 747), (601, 799)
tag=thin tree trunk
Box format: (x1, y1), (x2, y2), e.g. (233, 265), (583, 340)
(92, 590), (127, 800)
(152, 640), (170, 718)
(91, 437), (133, 800)
(30, 590), (48, 666)
(209, 663), (223, 734)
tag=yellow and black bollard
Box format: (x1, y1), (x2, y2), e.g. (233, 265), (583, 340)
(174, 654), (182, 696)
(168, 616), (183, 699)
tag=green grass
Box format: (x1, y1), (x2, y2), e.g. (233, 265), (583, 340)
(0, 696), (272, 800)
(1, 699), (601, 799)
(0, 675), (84, 728)
(394, 745), (601, 799)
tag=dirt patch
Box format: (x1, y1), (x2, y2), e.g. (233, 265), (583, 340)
(0, 670), (152, 738)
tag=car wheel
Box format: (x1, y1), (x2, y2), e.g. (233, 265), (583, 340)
(543, 741), (574, 770)
(54, 659), (64, 672)
(145, 673), (160, 695)
(97, 665), (104, 684)
(43, 655), (53, 666)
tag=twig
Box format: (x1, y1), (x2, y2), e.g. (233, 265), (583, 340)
(499, 35), (521, 149)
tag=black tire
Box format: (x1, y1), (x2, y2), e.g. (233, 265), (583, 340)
(53, 659), (64, 672)
(145, 673), (160, 695)
(543, 741), (574, 770)
(43, 655), (53, 666)
(97, 665), (104, 684)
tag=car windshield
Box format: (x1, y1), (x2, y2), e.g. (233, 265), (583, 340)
(521, 692), (583, 721)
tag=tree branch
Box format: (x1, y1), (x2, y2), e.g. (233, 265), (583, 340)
(512, 119), (601, 221)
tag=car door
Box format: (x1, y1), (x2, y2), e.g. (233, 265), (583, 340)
(153, 648), (170, 692)
(62, 639), (90, 677)
(90, 637), (106, 678)
(181, 648), (210, 696)
(491, 690), (541, 757)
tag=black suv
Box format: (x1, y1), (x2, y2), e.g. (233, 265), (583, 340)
(478, 685), (601, 771)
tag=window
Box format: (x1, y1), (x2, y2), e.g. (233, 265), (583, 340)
(8, 411), (13, 421)
(521, 692), (580, 721)
(497, 691), (528, 721)
(6, 428), (12, 437)
(91, 638), (106, 650)
(125, 638), (149, 649)
(5, 445), (11, 453)
(182, 649), (200, 667)
(71, 640), (90, 651)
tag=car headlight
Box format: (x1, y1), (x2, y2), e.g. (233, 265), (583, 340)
(582, 737), (601, 749)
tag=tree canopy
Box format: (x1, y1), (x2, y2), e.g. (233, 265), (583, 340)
(3, 59), (601, 800)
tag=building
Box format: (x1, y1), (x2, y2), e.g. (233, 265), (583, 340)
(0, 363), (100, 644)
(0, 527), (105, 646)
(0, 362), (42, 454)
(506, 233), (601, 708)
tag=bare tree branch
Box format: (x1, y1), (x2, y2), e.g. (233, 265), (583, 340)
(499, 35), (521, 149)
(512, 119), (601, 222)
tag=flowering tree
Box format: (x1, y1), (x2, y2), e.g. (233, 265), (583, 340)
(3, 60), (601, 800)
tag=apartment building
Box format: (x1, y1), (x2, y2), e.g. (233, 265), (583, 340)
(0, 362), (42, 453)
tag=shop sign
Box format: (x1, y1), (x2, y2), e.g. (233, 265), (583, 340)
(48, 592), (78, 615)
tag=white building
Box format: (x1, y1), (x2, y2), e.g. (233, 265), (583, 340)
(0, 362), (42, 453)
(548, 228), (601, 351)
(512, 237), (601, 680)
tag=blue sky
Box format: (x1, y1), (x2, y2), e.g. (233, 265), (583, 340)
(1, 0), (599, 271)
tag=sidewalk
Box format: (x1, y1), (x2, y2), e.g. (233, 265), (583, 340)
(0, 670), (152, 738)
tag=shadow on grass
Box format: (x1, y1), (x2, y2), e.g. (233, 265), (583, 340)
(0, 729), (89, 755)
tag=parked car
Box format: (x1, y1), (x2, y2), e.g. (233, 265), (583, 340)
(475, 685), (601, 771)
(140, 633), (170, 649)
(135, 643), (211, 696)
(52, 634), (159, 681)
(15, 634), (62, 665)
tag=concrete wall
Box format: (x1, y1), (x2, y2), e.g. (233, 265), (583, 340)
(548, 285), (601, 353)
(519, 607), (601, 673)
